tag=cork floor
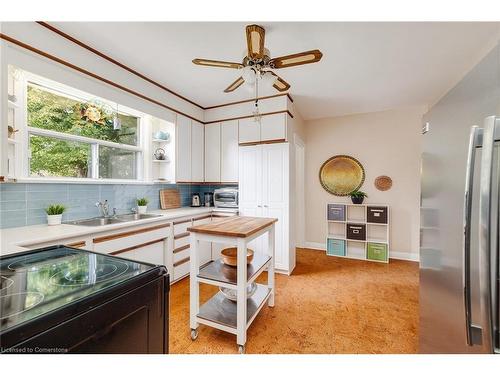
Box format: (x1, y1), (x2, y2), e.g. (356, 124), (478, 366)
(169, 248), (419, 354)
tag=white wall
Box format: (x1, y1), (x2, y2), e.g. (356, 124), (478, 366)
(304, 107), (424, 261)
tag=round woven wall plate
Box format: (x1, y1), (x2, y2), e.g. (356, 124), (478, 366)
(375, 175), (393, 191)
(319, 155), (365, 196)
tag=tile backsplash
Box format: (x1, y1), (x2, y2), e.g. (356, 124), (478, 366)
(0, 183), (236, 229)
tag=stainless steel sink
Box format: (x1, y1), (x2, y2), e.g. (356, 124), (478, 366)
(68, 213), (163, 226)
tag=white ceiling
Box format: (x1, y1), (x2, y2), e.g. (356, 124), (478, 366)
(50, 22), (500, 120)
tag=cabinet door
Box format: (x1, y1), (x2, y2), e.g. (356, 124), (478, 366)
(191, 120), (205, 182)
(176, 115), (192, 182)
(119, 240), (167, 266)
(261, 113), (286, 142)
(238, 117), (260, 144)
(204, 122), (221, 182)
(221, 120), (239, 182)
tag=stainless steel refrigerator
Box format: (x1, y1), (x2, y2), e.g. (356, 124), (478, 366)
(420, 42), (500, 353)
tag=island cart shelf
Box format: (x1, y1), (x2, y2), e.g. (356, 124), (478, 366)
(187, 216), (277, 354)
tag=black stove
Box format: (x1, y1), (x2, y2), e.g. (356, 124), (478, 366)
(0, 246), (169, 354)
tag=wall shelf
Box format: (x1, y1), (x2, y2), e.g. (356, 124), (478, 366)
(326, 203), (390, 263)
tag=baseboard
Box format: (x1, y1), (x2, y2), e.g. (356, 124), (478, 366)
(301, 242), (419, 262)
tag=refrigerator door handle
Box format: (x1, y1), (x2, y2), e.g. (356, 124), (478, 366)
(463, 125), (484, 346)
(478, 116), (500, 353)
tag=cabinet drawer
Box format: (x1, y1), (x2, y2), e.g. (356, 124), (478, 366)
(93, 224), (170, 254)
(327, 204), (345, 221)
(173, 244), (190, 263)
(117, 239), (166, 265)
(367, 206), (388, 224)
(173, 219), (192, 235)
(173, 257), (190, 281)
(346, 223), (366, 241)
(174, 231), (190, 248)
(367, 242), (388, 262)
(327, 239), (346, 256)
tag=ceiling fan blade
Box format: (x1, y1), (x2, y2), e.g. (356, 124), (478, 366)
(246, 24), (265, 60)
(269, 49), (323, 69)
(224, 77), (245, 93)
(270, 73), (291, 92)
(192, 58), (243, 69)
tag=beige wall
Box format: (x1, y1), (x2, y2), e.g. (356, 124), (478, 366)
(304, 107), (423, 260)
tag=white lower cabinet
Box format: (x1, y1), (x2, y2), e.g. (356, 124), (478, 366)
(239, 142), (293, 273)
(119, 239), (167, 266)
(193, 216), (212, 265)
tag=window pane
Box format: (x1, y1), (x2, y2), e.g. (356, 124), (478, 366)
(99, 146), (137, 180)
(29, 135), (91, 178)
(27, 84), (138, 146)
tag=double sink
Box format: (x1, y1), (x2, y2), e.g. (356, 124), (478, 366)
(67, 213), (163, 227)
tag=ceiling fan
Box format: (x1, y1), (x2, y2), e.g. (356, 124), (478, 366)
(192, 24), (323, 93)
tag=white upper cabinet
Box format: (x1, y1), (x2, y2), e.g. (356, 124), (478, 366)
(176, 115), (192, 182)
(191, 120), (205, 182)
(204, 122), (221, 182)
(238, 117), (261, 144)
(260, 113), (287, 142)
(238, 113), (287, 144)
(220, 120), (239, 182)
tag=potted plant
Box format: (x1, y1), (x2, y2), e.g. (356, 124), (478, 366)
(45, 204), (66, 226)
(137, 197), (149, 214)
(349, 190), (368, 204)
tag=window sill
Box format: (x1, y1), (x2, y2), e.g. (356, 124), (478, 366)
(14, 178), (165, 185)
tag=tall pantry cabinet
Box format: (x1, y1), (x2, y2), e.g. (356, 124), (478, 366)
(239, 142), (293, 273)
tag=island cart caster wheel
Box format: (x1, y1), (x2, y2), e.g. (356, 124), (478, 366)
(238, 345), (246, 354)
(190, 329), (198, 341)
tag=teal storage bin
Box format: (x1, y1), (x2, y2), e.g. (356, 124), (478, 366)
(327, 238), (346, 256)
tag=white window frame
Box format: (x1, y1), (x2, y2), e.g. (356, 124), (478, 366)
(16, 70), (149, 184)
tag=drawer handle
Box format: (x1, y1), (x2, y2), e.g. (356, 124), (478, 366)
(173, 244), (190, 254)
(173, 256), (190, 267)
(174, 232), (190, 240)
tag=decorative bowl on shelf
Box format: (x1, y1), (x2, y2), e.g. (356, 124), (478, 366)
(153, 131), (170, 141)
(220, 247), (254, 267)
(219, 282), (258, 302)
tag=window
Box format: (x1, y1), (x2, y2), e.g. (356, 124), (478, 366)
(24, 77), (143, 181)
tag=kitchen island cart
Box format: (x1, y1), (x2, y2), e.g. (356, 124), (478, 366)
(188, 216), (277, 354)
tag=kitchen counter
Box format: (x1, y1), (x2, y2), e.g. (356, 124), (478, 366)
(0, 207), (212, 255)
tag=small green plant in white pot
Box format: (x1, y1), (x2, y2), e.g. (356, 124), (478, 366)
(137, 198), (149, 214)
(45, 204), (66, 226)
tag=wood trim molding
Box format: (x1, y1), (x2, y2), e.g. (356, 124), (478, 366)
(110, 238), (166, 256)
(93, 223), (170, 243)
(65, 241), (86, 248)
(204, 93), (293, 110)
(193, 214), (212, 221)
(239, 138), (287, 146)
(173, 256), (190, 267)
(173, 218), (193, 225)
(173, 244), (190, 254)
(205, 110), (293, 125)
(174, 232), (190, 240)
(0, 33), (204, 124)
(36, 21), (204, 110)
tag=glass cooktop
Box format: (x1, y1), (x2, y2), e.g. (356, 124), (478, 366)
(0, 246), (156, 332)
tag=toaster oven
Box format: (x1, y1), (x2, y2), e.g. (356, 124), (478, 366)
(213, 188), (238, 208)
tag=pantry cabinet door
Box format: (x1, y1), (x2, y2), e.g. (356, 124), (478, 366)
(238, 117), (260, 144)
(260, 113), (286, 142)
(191, 120), (205, 182)
(176, 115), (192, 182)
(220, 120), (239, 183)
(204, 122), (221, 182)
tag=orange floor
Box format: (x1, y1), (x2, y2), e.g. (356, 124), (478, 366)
(169, 248), (419, 354)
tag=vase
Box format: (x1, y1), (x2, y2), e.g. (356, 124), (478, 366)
(138, 206), (147, 214)
(351, 196), (364, 204)
(47, 214), (62, 226)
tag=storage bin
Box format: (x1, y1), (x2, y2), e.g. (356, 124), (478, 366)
(327, 204), (346, 221)
(367, 206), (388, 224)
(367, 242), (388, 262)
(346, 223), (366, 240)
(327, 238), (346, 256)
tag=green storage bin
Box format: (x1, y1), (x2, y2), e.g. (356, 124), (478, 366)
(327, 238), (346, 256)
(367, 242), (388, 262)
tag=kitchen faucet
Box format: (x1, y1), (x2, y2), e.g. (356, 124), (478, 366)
(95, 200), (110, 217)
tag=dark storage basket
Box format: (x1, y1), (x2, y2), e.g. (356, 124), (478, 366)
(327, 204), (346, 221)
(346, 223), (366, 241)
(367, 206), (388, 224)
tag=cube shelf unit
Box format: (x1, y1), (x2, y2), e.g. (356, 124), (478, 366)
(326, 203), (390, 263)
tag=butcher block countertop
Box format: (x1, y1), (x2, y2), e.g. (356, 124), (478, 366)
(188, 216), (277, 238)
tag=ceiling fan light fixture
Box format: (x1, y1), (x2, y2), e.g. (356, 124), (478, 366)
(242, 66), (256, 84)
(260, 71), (277, 90)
